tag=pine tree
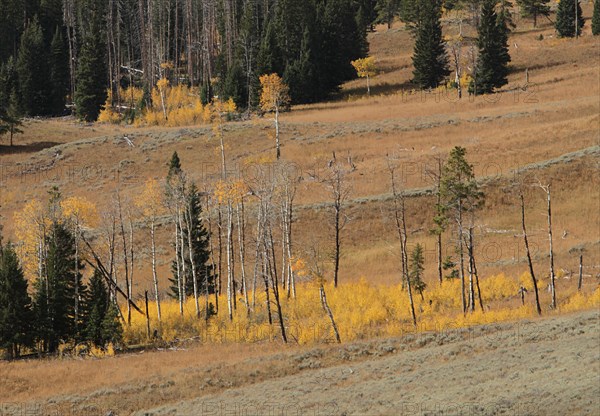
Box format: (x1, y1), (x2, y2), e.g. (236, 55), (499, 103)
(16, 16), (51, 116)
(284, 27), (319, 103)
(556, 0), (584, 38)
(0, 89), (23, 146)
(411, 0), (450, 89)
(33, 222), (86, 352)
(0, 243), (33, 359)
(74, 20), (107, 121)
(83, 269), (120, 347)
(409, 243), (427, 300)
(49, 28), (69, 115)
(593, 0), (600, 35)
(169, 184), (216, 298)
(472, 0), (511, 95)
(100, 303), (123, 345)
(516, 0), (551, 28)
(440, 146), (484, 314)
(375, 0), (400, 29)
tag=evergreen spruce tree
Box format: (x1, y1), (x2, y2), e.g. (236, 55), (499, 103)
(593, 0), (600, 35)
(16, 16), (51, 116)
(169, 184), (216, 298)
(167, 151), (182, 181)
(0, 89), (23, 146)
(516, 0), (551, 28)
(375, 0), (400, 29)
(33, 222), (85, 352)
(74, 19), (107, 121)
(49, 28), (69, 115)
(409, 243), (427, 300)
(101, 303), (123, 345)
(556, 0), (584, 37)
(0, 243), (33, 359)
(284, 27), (319, 103)
(411, 0), (450, 89)
(0, 56), (18, 110)
(472, 0), (511, 95)
(83, 269), (121, 346)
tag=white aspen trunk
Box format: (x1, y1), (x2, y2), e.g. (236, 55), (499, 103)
(226, 202), (234, 321)
(545, 186), (557, 309)
(150, 219), (161, 321)
(185, 206), (200, 318)
(275, 105), (280, 159)
(320, 284), (341, 343)
(458, 202), (466, 315)
(178, 209), (187, 305)
(174, 213), (183, 315)
(236, 202), (250, 315)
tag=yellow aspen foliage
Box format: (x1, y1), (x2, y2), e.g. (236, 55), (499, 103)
(98, 86), (144, 124)
(214, 180), (248, 205)
(13, 199), (50, 277)
(259, 74), (290, 113)
(135, 178), (165, 218)
(122, 274), (600, 346)
(351, 57), (377, 95)
(351, 56), (377, 79)
(61, 196), (99, 229)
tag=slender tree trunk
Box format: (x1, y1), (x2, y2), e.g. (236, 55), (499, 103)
(226, 202), (234, 321)
(320, 284), (341, 343)
(389, 164), (417, 327)
(333, 194), (341, 288)
(545, 186), (557, 309)
(174, 214), (183, 315)
(145, 290), (151, 339)
(458, 203), (466, 315)
(185, 206), (200, 318)
(275, 105), (280, 159)
(578, 255), (583, 291)
(520, 193), (542, 315)
(467, 227), (475, 313)
(150, 219), (161, 321)
(237, 201), (250, 315)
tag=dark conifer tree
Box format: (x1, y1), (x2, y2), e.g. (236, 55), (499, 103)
(169, 183), (216, 298)
(411, 0), (449, 89)
(83, 269), (122, 346)
(49, 28), (69, 114)
(33, 222), (85, 352)
(556, 0), (584, 37)
(75, 17), (107, 121)
(472, 0), (511, 95)
(0, 243), (33, 359)
(375, 0), (400, 29)
(593, 0), (600, 35)
(409, 243), (427, 300)
(16, 16), (51, 116)
(516, 0), (551, 28)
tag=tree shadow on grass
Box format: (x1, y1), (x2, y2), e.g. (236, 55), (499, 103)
(0, 141), (61, 155)
(336, 80), (416, 100)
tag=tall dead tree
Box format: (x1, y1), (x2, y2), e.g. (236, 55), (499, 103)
(388, 157), (417, 327)
(519, 190), (542, 315)
(323, 152), (352, 288)
(427, 155), (447, 285)
(539, 183), (556, 309)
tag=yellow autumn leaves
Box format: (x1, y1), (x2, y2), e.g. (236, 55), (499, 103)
(98, 80), (236, 127)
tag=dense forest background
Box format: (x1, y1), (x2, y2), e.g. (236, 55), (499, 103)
(0, 0), (380, 117)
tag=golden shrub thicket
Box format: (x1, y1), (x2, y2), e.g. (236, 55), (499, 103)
(123, 273), (600, 346)
(98, 81), (236, 127)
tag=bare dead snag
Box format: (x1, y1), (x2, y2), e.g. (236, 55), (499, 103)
(520, 191), (542, 315)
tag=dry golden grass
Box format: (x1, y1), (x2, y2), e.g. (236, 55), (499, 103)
(0, 8), (598, 410)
